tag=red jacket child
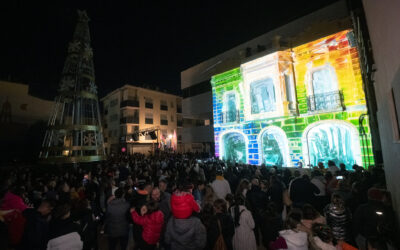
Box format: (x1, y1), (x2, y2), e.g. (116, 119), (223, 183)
(170, 191), (200, 219)
(131, 204), (164, 245)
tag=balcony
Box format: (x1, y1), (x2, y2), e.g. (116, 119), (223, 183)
(120, 116), (139, 124)
(219, 110), (240, 123)
(160, 105), (168, 111)
(120, 100), (139, 108)
(307, 90), (344, 112)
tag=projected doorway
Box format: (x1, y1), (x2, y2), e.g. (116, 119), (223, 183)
(220, 131), (247, 163)
(303, 121), (362, 169)
(259, 126), (290, 167)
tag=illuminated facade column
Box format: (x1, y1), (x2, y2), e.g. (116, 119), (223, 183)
(39, 10), (105, 163)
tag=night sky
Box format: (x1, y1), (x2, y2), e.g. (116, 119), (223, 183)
(1, 0), (338, 100)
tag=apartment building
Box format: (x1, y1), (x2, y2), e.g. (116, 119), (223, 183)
(101, 85), (182, 154)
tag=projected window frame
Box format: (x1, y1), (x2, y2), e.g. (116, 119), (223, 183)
(306, 63), (343, 113)
(250, 78), (277, 115)
(222, 90), (240, 124)
(219, 130), (248, 164)
(258, 126), (291, 167)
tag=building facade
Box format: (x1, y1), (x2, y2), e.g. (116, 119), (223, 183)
(212, 30), (374, 169)
(181, 0), (352, 155)
(361, 0), (400, 222)
(101, 85), (182, 154)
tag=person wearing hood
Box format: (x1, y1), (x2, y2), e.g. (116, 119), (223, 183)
(165, 187), (206, 250)
(278, 210), (308, 250)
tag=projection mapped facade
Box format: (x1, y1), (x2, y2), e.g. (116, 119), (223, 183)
(211, 30), (374, 169)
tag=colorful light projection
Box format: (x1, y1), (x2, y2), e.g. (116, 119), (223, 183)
(211, 30), (375, 169)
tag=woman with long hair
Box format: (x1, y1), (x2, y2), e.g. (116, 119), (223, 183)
(235, 179), (250, 198)
(230, 195), (257, 250)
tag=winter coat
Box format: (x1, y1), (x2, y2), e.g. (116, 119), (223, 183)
(246, 185), (269, 219)
(301, 216), (326, 230)
(131, 210), (164, 245)
(170, 191), (200, 219)
(230, 205), (257, 250)
(1, 191), (28, 211)
(104, 198), (130, 237)
(311, 176), (326, 196)
(207, 213), (235, 250)
(20, 209), (50, 250)
(289, 178), (320, 207)
(164, 216), (206, 250)
(47, 232), (83, 250)
(211, 176), (231, 199)
(47, 218), (82, 250)
(324, 203), (352, 241)
(279, 229), (308, 250)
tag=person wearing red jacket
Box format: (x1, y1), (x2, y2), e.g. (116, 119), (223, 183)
(170, 181), (200, 219)
(131, 200), (164, 250)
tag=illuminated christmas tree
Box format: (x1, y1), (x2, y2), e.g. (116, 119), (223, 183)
(40, 10), (105, 163)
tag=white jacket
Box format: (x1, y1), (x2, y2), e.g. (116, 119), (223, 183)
(211, 177), (231, 199)
(279, 229), (308, 250)
(47, 232), (83, 250)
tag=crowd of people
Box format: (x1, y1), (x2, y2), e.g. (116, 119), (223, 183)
(0, 152), (398, 250)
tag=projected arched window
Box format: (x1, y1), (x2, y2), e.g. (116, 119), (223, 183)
(221, 132), (246, 163)
(259, 126), (290, 167)
(223, 92), (238, 123)
(250, 78), (276, 114)
(304, 121), (362, 169)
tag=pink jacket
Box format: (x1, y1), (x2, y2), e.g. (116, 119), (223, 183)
(1, 191), (28, 211)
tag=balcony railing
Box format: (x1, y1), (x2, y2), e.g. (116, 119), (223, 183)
(307, 90), (344, 112)
(120, 100), (139, 108)
(120, 116), (139, 124)
(219, 110), (240, 123)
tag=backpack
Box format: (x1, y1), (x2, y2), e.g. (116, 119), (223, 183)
(213, 219), (227, 250)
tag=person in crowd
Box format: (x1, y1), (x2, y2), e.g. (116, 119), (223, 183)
(104, 188), (130, 250)
(211, 168), (231, 200)
(193, 180), (205, 207)
(267, 175), (286, 214)
(327, 160), (340, 175)
(165, 188), (207, 250)
(158, 177), (168, 194)
(324, 193), (352, 243)
(151, 187), (170, 223)
(317, 162), (325, 172)
(170, 180), (200, 219)
(261, 201), (283, 247)
(130, 180), (151, 249)
(353, 187), (397, 250)
(47, 204), (83, 250)
(202, 184), (216, 208)
(235, 178), (250, 198)
(310, 170), (327, 213)
(246, 177), (269, 246)
(131, 200), (164, 250)
(301, 203), (326, 231)
(289, 174), (320, 209)
(230, 195), (257, 250)
(206, 199), (235, 250)
(278, 210), (309, 250)
(325, 171), (338, 196)
(19, 199), (55, 250)
(310, 223), (336, 250)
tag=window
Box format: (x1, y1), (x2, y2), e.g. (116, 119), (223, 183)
(145, 113), (153, 124)
(223, 92), (238, 123)
(145, 98), (153, 109)
(250, 78), (276, 114)
(129, 125), (139, 134)
(110, 99), (118, 107)
(160, 100), (168, 111)
(161, 114), (168, 125)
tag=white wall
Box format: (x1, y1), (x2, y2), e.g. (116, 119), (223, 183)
(363, 0), (400, 221)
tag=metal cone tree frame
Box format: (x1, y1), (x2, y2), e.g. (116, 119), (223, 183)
(39, 10), (105, 163)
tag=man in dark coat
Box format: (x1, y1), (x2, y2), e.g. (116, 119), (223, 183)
(289, 174), (320, 208)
